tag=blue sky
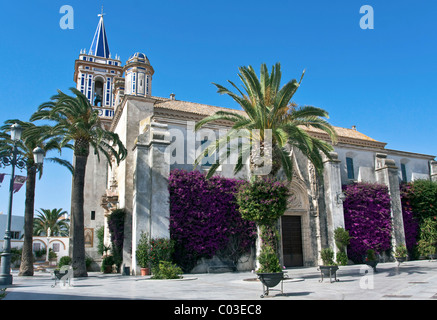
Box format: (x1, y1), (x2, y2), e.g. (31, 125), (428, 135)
(0, 0), (436, 217)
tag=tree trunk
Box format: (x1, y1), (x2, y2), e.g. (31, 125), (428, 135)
(71, 154), (88, 277)
(18, 167), (36, 276)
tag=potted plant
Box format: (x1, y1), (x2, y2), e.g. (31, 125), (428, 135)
(101, 255), (114, 273)
(235, 178), (289, 298)
(334, 227), (350, 266)
(256, 243), (286, 297)
(318, 248), (339, 283)
(394, 245), (408, 266)
(365, 249), (378, 272)
(136, 232), (151, 275)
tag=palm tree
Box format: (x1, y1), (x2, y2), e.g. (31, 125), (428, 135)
(31, 88), (127, 277)
(33, 208), (70, 237)
(195, 63), (337, 180)
(0, 120), (73, 276)
(196, 63), (337, 269)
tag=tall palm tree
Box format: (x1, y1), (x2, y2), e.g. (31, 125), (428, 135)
(31, 88), (127, 277)
(0, 120), (72, 276)
(195, 63), (337, 180)
(33, 208), (70, 237)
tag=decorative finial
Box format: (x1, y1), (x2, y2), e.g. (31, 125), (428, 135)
(98, 5), (105, 17)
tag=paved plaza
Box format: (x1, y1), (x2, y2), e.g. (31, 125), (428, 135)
(1, 260), (437, 301)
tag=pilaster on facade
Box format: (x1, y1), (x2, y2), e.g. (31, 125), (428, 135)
(375, 153), (406, 252)
(322, 152), (346, 258)
(131, 118), (171, 274)
(430, 160), (437, 182)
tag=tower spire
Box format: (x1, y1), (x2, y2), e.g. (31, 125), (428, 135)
(89, 11), (110, 58)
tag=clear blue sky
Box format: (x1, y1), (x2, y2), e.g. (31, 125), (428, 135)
(0, 0), (436, 217)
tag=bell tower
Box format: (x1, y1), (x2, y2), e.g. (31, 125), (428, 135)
(124, 52), (154, 97)
(73, 12), (123, 127)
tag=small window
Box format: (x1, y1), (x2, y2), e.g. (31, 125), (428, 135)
(346, 157), (355, 180)
(401, 163), (407, 183)
(10, 231), (20, 239)
(91, 211), (96, 220)
(52, 243), (60, 253)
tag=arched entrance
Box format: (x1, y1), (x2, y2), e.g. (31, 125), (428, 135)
(280, 180), (310, 267)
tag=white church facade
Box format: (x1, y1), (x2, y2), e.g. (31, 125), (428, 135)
(76, 15), (437, 274)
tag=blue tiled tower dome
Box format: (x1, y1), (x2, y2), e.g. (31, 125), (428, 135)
(124, 52), (154, 97)
(127, 52), (150, 65)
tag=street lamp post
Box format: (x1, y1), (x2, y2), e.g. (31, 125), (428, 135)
(0, 123), (45, 285)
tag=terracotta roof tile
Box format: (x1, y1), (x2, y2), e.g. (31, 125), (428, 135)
(153, 97), (385, 148)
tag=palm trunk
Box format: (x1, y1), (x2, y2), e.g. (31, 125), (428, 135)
(18, 166), (36, 276)
(71, 153), (88, 277)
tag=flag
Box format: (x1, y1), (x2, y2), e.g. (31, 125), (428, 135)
(0, 173), (5, 185)
(13, 175), (27, 193)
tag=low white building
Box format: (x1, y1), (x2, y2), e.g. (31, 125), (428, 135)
(0, 213), (69, 263)
(32, 236), (70, 263)
(0, 214), (24, 250)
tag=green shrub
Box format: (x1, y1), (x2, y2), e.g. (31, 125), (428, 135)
(96, 226), (105, 256)
(321, 248), (336, 266)
(417, 217), (437, 258)
(236, 178), (289, 226)
(59, 256), (72, 268)
(334, 227), (350, 252)
(394, 245), (408, 258)
(149, 238), (174, 269)
(10, 248), (22, 265)
(136, 232), (150, 268)
(86, 256), (93, 270)
(336, 251), (348, 266)
(256, 244), (282, 273)
(408, 180), (437, 222)
(151, 261), (183, 279)
(101, 255), (115, 273)
(366, 249), (377, 261)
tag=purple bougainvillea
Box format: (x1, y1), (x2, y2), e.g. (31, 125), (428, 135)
(169, 169), (256, 270)
(342, 183), (392, 263)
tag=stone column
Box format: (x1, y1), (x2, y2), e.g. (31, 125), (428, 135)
(131, 119), (171, 274)
(375, 153), (406, 253)
(323, 152), (345, 258)
(430, 160), (437, 182)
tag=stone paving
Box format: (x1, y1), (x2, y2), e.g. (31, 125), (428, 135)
(1, 260), (437, 300)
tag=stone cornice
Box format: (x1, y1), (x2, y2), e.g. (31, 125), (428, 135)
(74, 59), (123, 81)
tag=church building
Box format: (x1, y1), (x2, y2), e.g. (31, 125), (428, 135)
(76, 15), (437, 274)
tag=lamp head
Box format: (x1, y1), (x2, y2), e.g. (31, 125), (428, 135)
(10, 123), (22, 141)
(33, 147), (45, 165)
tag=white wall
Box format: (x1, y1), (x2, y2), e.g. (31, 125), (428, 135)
(334, 145), (433, 185)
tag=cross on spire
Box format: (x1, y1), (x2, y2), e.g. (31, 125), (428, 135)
(89, 10), (110, 58)
(98, 5), (105, 17)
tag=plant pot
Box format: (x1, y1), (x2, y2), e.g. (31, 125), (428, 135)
(365, 260), (378, 272)
(256, 272), (286, 298)
(395, 256), (407, 267)
(103, 265), (113, 274)
(318, 265), (339, 283)
(140, 268), (150, 276)
(257, 272), (284, 287)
